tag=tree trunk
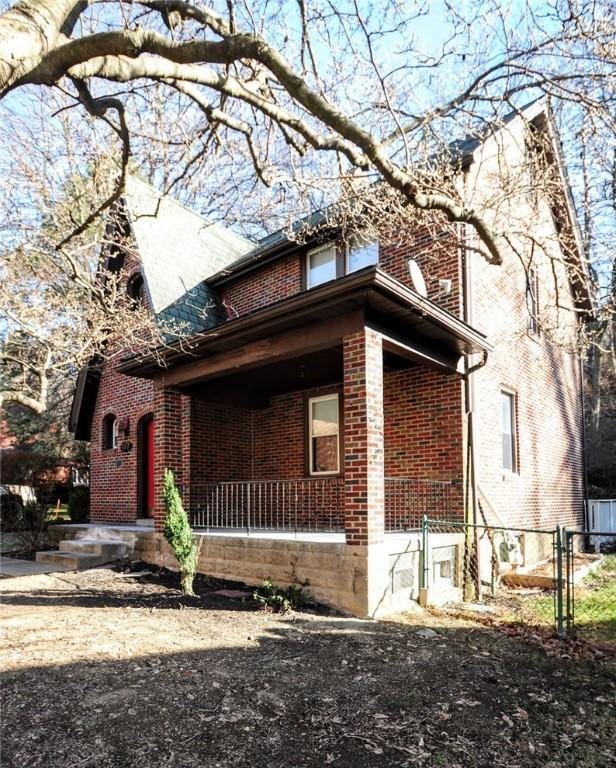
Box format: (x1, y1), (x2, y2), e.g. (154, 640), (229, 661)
(180, 570), (195, 596)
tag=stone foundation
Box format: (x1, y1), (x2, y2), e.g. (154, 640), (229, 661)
(49, 524), (424, 618)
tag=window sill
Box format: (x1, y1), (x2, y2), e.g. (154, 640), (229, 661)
(501, 470), (519, 482)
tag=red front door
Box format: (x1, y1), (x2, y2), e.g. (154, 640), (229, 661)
(143, 416), (155, 516)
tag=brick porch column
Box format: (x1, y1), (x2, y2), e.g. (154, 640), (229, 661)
(152, 387), (191, 531)
(343, 328), (384, 546)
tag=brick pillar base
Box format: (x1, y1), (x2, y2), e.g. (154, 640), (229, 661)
(153, 387), (191, 531)
(343, 328), (384, 546)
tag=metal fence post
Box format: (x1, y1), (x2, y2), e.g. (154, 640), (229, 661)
(555, 525), (565, 638)
(565, 530), (574, 636)
(420, 515), (429, 590)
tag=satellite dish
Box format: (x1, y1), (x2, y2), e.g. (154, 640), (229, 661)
(407, 259), (428, 297)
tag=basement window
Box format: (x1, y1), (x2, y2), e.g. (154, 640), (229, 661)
(102, 414), (118, 450)
(308, 394), (340, 475)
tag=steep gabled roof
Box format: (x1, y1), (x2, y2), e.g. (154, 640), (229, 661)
(123, 176), (253, 318)
(69, 178), (254, 440)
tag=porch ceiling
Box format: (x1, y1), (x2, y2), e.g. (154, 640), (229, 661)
(119, 267), (489, 387)
(185, 345), (411, 408)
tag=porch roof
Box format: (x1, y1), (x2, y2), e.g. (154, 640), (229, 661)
(119, 267), (489, 384)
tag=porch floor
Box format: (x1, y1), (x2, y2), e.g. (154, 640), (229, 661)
(74, 523), (420, 545)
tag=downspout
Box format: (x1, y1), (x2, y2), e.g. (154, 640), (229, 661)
(460, 222), (488, 525)
(460, 220), (489, 600)
(579, 353), (590, 531)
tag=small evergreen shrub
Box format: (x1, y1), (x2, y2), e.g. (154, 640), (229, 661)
(67, 487), (90, 523)
(253, 578), (306, 613)
(162, 469), (199, 596)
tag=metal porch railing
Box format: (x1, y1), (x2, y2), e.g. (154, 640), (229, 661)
(189, 478), (345, 532)
(384, 477), (454, 531)
(188, 477), (454, 533)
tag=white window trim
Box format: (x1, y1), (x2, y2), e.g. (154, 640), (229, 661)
(308, 393), (340, 476)
(103, 415), (118, 451)
(306, 242), (337, 289)
(345, 234), (379, 274)
(500, 389), (517, 475)
(526, 267), (540, 336)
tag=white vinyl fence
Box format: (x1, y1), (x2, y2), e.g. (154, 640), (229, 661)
(588, 499), (616, 550)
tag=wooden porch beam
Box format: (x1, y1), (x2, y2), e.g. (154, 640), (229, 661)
(155, 309), (364, 388)
(378, 331), (461, 375)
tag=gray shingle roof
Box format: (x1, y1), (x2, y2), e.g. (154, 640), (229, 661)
(123, 176), (253, 315)
(156, 280), (227, 334)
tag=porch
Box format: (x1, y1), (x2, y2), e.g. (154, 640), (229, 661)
(119, 267), (488, 615)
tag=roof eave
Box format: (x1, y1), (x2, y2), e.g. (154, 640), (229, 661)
(119, 267), (489, 379)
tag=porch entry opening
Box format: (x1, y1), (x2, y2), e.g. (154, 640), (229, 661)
(139, 414), (155, 517)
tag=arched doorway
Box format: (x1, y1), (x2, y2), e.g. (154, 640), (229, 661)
(138, 414), (155, 518)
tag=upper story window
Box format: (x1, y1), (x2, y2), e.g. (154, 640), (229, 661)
(102, 414), (118, 450)
(500, 390), (517, 473)
(346, 233), (379, 273)
(306, 243), (337, 289)
(526, 267), (539, 335)
(308, 394), (340, 475)
(306, 234), (379, 289)
(127, 272), (145, 306)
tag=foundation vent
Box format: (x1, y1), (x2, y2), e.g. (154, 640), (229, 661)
(390, 551), (419, 595)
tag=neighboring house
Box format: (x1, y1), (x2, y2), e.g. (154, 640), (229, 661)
(70, 101), (591, 616)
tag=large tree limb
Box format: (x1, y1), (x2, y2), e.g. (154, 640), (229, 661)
(53, 31), (503, 261)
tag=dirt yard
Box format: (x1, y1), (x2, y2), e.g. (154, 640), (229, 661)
(1, 566), (615, 768)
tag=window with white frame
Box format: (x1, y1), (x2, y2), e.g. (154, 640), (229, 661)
(306, 242), (337, 288)
(102, 414), (118, 450)
(346, 233), (378, 273)
(526, 267), (539, 335)
(308, 394), (340, 475)
(501, 390), (517, 472)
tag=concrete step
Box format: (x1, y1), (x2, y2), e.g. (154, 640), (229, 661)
(35, 550), (111, 570)
(59, 539), (127, 558)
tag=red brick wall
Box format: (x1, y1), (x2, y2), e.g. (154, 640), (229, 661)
(384, 367), (465, 524)
(220, 226), (462, 320)
(90, 359), (154, 524)
(90, 360), (463, 527)
(190, 400), (253, 482)
(222, 254), (302, 317)
(189, 385), (344, 483)
(469, 240), (584, 530)
(88, 216), (582, 535)
(89, 245), (157, 524)
(384, 368), (463, 481)
(152, 388), (190, 528)
(379, 225), (462, 316)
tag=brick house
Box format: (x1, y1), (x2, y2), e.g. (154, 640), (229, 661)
(70, 101), (590, 616)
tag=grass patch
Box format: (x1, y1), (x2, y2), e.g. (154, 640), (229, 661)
(515, 555), (616, 641)
(573, 555), (616, 640)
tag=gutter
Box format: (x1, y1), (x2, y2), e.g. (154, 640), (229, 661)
(579, 352), (590, 531)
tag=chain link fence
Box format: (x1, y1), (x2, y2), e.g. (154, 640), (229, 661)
(564, 531), (616, 644)
(419, 519), (616, 644)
